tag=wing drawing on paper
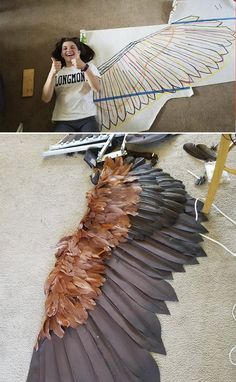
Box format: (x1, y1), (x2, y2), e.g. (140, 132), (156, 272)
(94, 16), (235, 130)
(27, 156), (208, 382)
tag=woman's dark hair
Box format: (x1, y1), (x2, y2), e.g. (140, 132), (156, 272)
(52, 37), (95, 66)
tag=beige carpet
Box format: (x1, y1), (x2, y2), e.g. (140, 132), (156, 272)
(0, 133), (236, 382)
(0, 0), (234, 132)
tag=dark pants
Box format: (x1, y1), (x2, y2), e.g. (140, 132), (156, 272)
(53, 116), (99, 132)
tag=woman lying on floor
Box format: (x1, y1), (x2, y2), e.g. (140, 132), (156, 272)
(42, 37), (101, 132)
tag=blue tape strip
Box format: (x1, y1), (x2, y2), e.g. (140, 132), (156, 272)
(94, 87), (191, 102)
(172, 17), (236, 24)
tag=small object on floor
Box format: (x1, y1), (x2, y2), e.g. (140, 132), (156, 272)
(187, 170), (207, 186)
(195, 175), (207, 186)
(210, 144), (218, 152)
(90, 170), (100, 185)
(84, 149), (98, 168)
(151, 153), (158, 167)
(183, 143), (217, 161)
(196, 144), (217, 161)
(205, 162), (231, 184)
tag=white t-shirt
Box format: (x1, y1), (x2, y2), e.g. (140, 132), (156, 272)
(52, 63), (100, 121)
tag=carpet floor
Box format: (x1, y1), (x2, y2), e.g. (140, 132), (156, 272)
(0, 133), (235, 382)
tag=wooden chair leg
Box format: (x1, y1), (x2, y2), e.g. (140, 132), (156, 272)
(202, 134), (231, 214)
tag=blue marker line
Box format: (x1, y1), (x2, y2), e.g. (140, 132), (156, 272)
(172, 17), (236, 24)
(94, 87), (191, 102)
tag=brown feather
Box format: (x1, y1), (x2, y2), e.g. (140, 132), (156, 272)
(37, 158), (141, 344)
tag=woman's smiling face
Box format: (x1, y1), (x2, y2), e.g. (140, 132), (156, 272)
(61, 41), (80, 65)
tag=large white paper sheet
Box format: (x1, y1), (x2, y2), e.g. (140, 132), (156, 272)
(169, 0), (236, 22)
(87, 25), (193, 132)
(86, 7), (235, 131)
(168, 0), (236, 86)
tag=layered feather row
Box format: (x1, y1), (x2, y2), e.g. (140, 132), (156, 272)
(38, 158), (142, 342)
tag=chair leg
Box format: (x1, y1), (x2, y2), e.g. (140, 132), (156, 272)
(202, 134), (231, 214)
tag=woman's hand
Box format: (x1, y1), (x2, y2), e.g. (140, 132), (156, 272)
(71, 51), (101, 92)
(42, 58), (61, 103)
(71, 51), (86, 70)
(50, 57), (62, 75)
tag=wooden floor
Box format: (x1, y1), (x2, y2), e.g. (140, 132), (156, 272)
(0, 0), (234, 132)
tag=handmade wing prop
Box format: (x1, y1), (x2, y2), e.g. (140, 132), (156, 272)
(27, 156), (207, 382)
(95, 17), (235, 130)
